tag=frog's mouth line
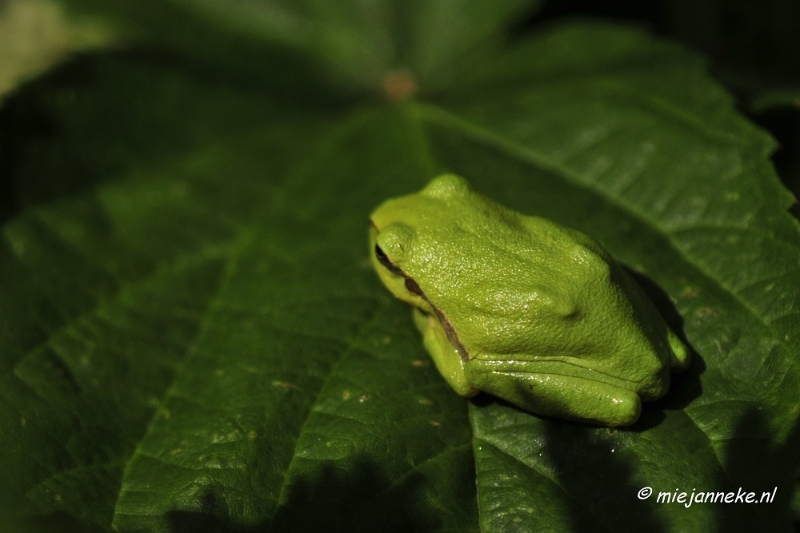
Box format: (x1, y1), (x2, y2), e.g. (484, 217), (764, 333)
(371, 220), (471, 363)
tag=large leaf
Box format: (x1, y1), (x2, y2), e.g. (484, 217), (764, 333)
(2, 1), (799, 531)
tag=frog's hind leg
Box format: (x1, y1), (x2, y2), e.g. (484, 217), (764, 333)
(465, 362), (642, 426)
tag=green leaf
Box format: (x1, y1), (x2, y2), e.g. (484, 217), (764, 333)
(2, 2), (799, 532)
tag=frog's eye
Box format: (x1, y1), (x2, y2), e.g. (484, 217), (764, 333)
(374, 223), (413, 270)
(374, 244), (391, 267)
(375, 245), (403, 276)
(375, 244), (423, 296)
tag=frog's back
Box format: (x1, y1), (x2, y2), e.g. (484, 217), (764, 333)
(452, 215), (675, 398)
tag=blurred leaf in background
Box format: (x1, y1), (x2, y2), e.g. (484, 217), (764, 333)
(0, 0), (112, 97)
(1, 1), (799, 532)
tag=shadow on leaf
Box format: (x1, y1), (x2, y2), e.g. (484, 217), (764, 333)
(623, 267), (692, 348)
(1, 510), (104, 533)
(539, 340), (798, 532)
(166, 455), (437, 533)
(538, 416), (668, 532)
(713, 405), (800, 530)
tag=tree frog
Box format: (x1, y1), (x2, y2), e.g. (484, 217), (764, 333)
(369, 174), (690, 426)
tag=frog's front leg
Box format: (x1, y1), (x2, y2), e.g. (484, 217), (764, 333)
(465, 360), (642, 426)
(413, 309), (478, 397)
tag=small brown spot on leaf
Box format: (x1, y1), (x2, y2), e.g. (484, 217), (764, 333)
(381, 69), (417, 102)
(342, 390), (351, 400)
(429, 420), (441, 427)
(359, 394), (371, 403)
(412, 360), (430, 367)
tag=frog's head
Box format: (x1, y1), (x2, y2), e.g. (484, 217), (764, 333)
(369, 219), (430, 311)
(368, 175), (471, 310)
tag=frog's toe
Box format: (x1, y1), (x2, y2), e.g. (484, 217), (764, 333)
(667, 329), (691, 371)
